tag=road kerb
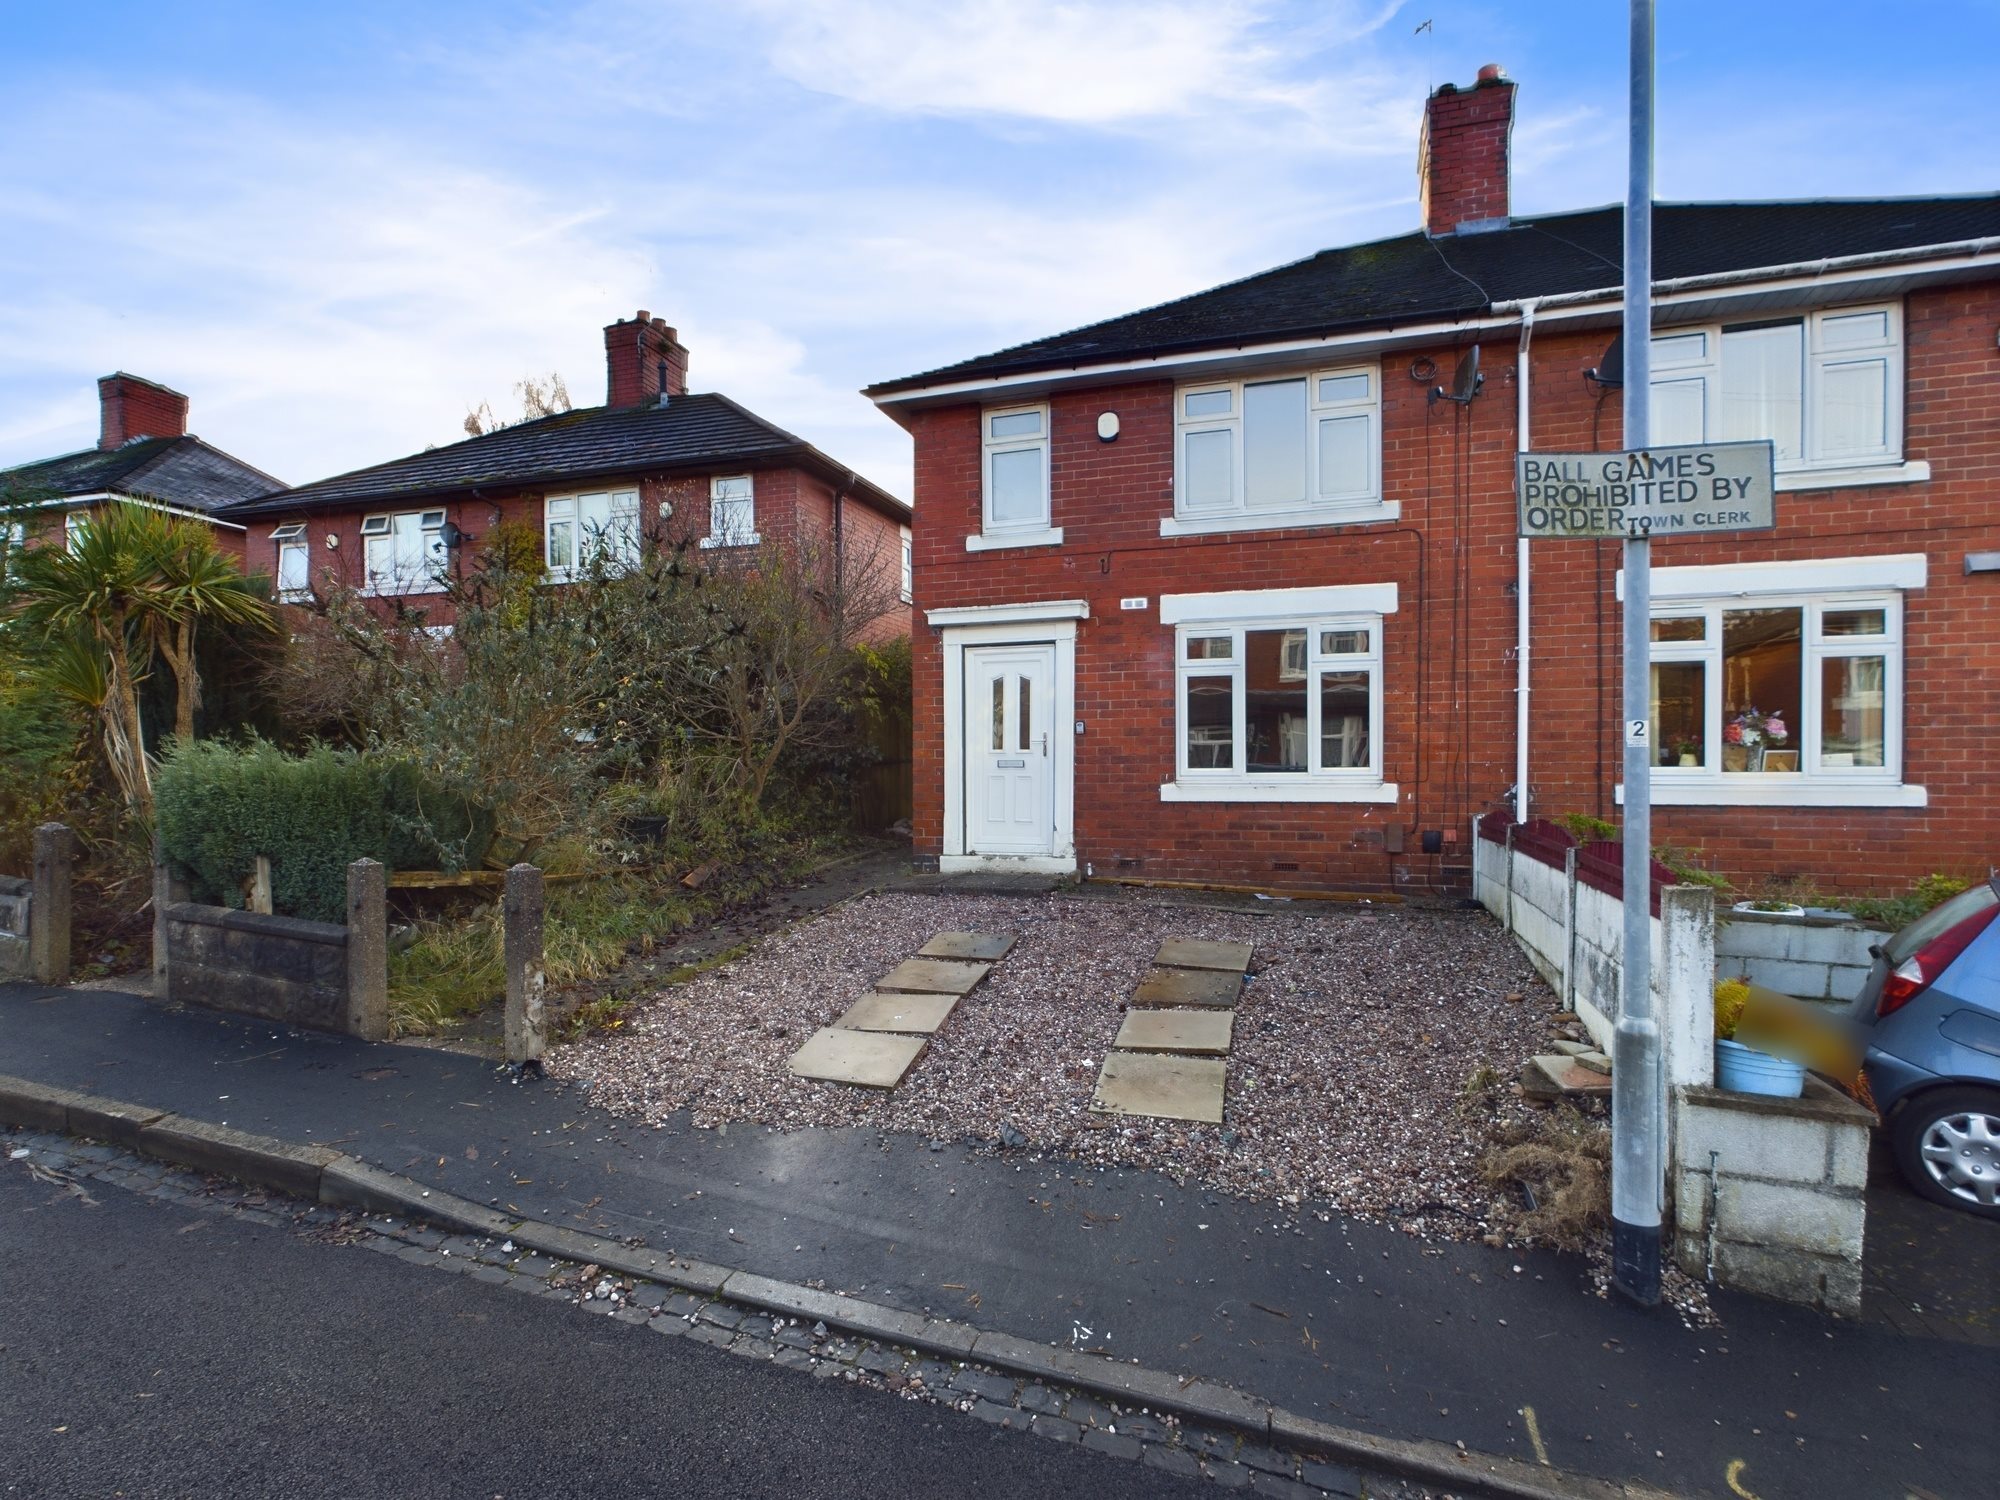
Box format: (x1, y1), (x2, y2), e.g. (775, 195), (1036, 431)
(5, 1078), (1680, 1500)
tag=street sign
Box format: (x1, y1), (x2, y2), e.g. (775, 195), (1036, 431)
(1516, 440), (1775, 539)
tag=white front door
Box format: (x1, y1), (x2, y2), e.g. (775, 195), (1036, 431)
(964, 643), (1056, 856)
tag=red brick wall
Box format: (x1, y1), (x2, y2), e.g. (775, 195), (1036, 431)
(907, 281), (1999, 896)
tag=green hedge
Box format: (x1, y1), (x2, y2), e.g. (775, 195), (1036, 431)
(156, 740), (494, 922)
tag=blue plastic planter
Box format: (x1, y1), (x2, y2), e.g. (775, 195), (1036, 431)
(1715, 1037), (1806, 1099)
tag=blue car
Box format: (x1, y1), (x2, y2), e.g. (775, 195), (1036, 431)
(1852, 877), (2000, 1218)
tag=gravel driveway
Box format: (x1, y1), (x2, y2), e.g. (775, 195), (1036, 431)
(551, 890), (1557, 1235)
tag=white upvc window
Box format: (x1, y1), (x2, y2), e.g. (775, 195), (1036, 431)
(1650, 303), (1903, 474)
(1165, 601), (1392, 804)
(977, 404), (1054, 543)
(545, 489), (639, 578)
(702, 475), (758, 548)
(270, 522), (310, 601)
(1172, 365), (1382, 533)
(65, 512), (90, 551)
(899, 526), (913, 603)
(360, 509), (448, 595)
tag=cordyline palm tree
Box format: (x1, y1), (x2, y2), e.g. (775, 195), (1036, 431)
(149, 518), (276, 744)
(6, 502), (275, 820)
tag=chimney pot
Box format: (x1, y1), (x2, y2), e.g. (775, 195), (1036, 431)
(1477, 62), (1507, 83)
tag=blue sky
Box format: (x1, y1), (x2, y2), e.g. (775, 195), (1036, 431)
(3, 1), (1993, 500)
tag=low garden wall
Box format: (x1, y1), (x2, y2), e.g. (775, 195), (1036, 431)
(1475, 813), (1871, 1316)
(0, 824), (72, 986)
(1714, 910), (1886, 1005)
(155, 858), (388, 1041)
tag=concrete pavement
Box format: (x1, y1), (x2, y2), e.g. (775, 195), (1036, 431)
(1, 978), (1991, 1499)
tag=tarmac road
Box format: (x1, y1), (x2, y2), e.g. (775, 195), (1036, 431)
(0, 1165), (1209, 1500)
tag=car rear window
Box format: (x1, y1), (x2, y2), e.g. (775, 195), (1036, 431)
(1886, 879), (2000, 964)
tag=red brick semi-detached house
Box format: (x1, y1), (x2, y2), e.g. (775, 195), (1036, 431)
(0, 373), (278, 560)
(866, 64), (1999, 896)
(223, 312), (911, 636)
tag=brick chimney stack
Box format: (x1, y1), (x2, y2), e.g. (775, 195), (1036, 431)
(604, 310), (690, 409)
(1418, 63), (1516, 236)
(98, 373), (190, 450)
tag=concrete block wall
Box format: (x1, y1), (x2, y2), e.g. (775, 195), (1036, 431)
(0, 876), (28, 981)
(1715, 911), (1887, 1004)
(1672, 1079), (1874, 1316)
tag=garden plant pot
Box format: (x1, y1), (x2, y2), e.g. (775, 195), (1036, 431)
(1715, 1037), (1806, 1099)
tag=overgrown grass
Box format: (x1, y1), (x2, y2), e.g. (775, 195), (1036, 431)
(386, 833), (850, 1037)
(1480, 1105), (1611, 1251)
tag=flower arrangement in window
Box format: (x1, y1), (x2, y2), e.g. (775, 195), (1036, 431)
(1723, 706), (1790, 771)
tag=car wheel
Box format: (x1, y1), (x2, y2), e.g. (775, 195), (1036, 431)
(1889, 1086), (2000, 1218)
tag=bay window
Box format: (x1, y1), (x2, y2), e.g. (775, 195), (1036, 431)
(1170, 365), (1384, 534)
(546, 489), (640, 577)
(1640, 561), (1918, 806)
(1163, 584), (1396, 802)
(1650, 304), (1903, 476)
(360, 509), (447, 595)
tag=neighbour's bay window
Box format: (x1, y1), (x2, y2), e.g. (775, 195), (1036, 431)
(546, 489), (640, 578)
(975, 404), (1055, 547)
(1161, 584), (1397, 803)
(1650, 304), (1903, 476)
(271, 522), (310, 601)
(1635, 555), (1924, 807)
(360, 509), (447, 595)
(1170, 365), (1383, 534)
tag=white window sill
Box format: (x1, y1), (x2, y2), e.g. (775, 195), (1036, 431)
(967, 526), (1063, 552)
(1616, 779), (1927, 809)
(1776, 460), (1928, 493)
(700, 533), (761, 550)
(1161, 779), (1400, 805)
(362, 584), (446, 598)
(1159, 501), (1400, 539)
(276, 591), (313, 605)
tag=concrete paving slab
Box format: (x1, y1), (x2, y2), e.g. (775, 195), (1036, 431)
(834, 991), (959, 1036)
(1112, 1010), (1233, 1056)
(917, 931), (1017, 962)
(876, 957), (992, 995)
(1155, 938), (1253, 973)
(1129, 967), (1241, 1009)
(1090, 1052), (1227, 1125)
(787, 1028), (927, 1088)
(1520, 1055), (1613, 1101)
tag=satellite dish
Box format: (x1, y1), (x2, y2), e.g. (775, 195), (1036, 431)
(1586, 332), (1625, 388)
(1429, 344), (1484, 406)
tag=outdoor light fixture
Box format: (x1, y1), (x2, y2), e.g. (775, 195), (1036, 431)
(1097, 411), (1121, 442)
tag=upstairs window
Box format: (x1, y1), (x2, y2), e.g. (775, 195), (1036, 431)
(703, 475), (758, 548)
(1175, 366), (1380, 525)
(899, 526), (913, 602)
(546, 490), (639, 578)
(980, 405), (1051, 535)
(361, 509), (447, 595)
(271, 522), (310, 601)
(1650, 304), (1902, 472)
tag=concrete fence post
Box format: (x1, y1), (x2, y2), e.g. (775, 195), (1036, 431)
(345, 858), (388, 1042)
(1660, 885), (1717, 1094)
(1502, 822), (1517, 935)
(30, 822), (73, 986)
(1561, 846), (1579, 1014)
(503, 864), (547, 1071)
(152, 854), (189, 996)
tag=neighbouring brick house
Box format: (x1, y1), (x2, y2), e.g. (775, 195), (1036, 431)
(0, 374), (277, 559)
(224, 312), (910, 634)
(867, 64), (1999, 894)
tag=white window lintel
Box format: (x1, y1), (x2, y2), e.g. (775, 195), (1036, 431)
(1160, 582), (1398, 626)
(1617, 553), (1927, 602)
(926, 599), (1089, 628)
